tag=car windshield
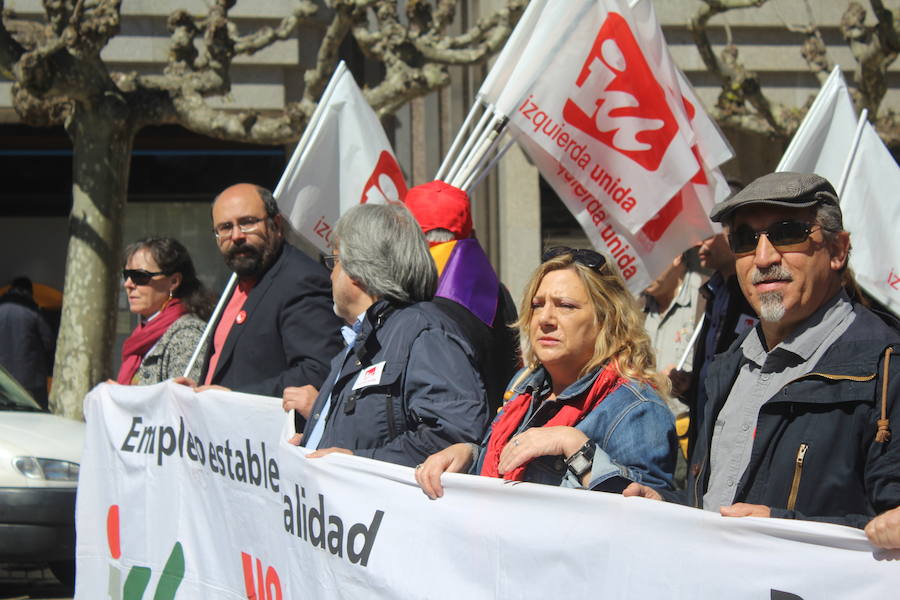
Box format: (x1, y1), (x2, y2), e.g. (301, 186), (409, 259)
(0, 366), (42, 411)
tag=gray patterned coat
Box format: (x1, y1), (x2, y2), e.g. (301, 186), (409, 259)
(135, 313), (207, 384)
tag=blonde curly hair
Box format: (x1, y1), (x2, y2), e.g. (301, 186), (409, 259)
(514, 251), (669, 394)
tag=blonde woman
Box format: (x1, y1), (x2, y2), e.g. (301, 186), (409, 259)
(416, 247), (677, 497)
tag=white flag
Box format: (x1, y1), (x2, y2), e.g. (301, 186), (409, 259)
(775, 67), (900, 316)
(480, 0), (703, 233)
(517, 132), (717, 293)
(841, 123), (900, 315)
(776, 66), (857, 177)
(275, 62), (408, 252)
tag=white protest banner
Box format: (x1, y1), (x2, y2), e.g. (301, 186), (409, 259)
(275, 61), (407, 252)
(775, 67), (900, 316)
(77, 383), (900, 599)
(480, 0), (702, 233)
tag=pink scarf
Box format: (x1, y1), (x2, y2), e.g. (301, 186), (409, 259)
(117, 298), (186, 384)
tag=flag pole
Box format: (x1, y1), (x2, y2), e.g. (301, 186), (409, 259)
(462, 129), (513, 192)
(465, 136), (516, 193)
(182, 273), (236, 378)
(436, 101), (482, 181)
(676, 313), (706, 371)
(836, 109), (869, 198)
(449, 114), (507, 188)
(444, 103), (494, 184)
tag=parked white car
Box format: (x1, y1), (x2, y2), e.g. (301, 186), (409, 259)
(0, 365), (84, 586)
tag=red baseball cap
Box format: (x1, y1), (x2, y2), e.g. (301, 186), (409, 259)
(404, 181), (472, 240)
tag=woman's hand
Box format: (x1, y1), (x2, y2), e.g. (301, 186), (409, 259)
(498, 426), (589, 475)
(415, 443), (477, 500)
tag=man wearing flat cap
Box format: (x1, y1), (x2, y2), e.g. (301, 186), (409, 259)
(625, 171), (900, 528)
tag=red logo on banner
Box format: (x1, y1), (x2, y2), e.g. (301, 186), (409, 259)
(562, 12), (679, 171)
(361, 151), (409, 204)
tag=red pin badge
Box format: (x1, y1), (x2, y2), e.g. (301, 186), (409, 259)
(236, 310), (247, 324)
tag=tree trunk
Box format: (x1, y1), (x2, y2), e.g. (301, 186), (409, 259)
(49, 100), (135, 420)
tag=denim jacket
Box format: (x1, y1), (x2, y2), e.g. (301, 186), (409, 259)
(471, 366), (677, 490)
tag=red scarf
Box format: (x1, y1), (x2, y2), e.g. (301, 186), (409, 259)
(117, 298), (187, 384)
(480, 364), (627, 481)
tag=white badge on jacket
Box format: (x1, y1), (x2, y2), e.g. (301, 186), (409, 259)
(352, 361), (386, 390)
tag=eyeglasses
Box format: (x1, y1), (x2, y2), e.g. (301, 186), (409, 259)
(320, 254), (339, 270)
(541, 246), (607, 272)
(122, 269), (168, 285)
(728, 221), (821, 255)
(213, 216), (266, 239)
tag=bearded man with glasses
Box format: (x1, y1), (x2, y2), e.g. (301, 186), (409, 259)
(624, 171), (900, 529)
(181, 183), (343, 403)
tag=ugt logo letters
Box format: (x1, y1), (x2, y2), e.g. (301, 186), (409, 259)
(562, 12), (678, 171)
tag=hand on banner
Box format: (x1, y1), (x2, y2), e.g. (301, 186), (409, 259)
(415, 443), (478, 500)
(720, 503), (771, 518)
(498, 427), (589, 476)
(288, 433), (304, 446)
(866, 506), (900, 549)
(198, 386), (230, 393)
(666, 368), (691, 398)
(622, 482), (664, 501)
(173, 376), (197, 389)
(307, 447), (353, 458)
(283, 385), (319, 418)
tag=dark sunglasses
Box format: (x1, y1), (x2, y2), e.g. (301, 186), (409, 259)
(319, 254), (339, 270)
(728, 221), (820, 255)
(541, 246), (607, 272)
(122, 269), (168, 285)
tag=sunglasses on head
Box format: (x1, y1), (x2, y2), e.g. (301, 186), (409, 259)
(541, 246), (607, 272)
(122, 269), (168, 285)
(319, 254), (339, 271)
(728, 220), (820, 255)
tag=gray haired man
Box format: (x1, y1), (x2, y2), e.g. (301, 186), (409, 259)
(625, 172), (900, 529)
(296, 203), (490, 467)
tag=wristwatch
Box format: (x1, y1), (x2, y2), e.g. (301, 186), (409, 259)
(565, 440), (595, 478)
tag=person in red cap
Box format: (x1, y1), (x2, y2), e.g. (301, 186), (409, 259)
(405, 181), (520, 414)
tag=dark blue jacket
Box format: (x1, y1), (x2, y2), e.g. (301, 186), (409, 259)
(667, 301), (900, 528)
(202, 244), (344, 397)
(302, 299), (489, 467)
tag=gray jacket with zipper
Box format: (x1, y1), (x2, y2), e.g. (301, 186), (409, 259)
(663, 298), (900, 529)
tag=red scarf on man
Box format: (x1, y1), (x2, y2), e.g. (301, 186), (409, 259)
(117, 298), (187, 385)
(480, 364), (627, 481)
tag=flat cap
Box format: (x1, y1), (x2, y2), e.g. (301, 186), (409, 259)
(710, 171), (839, 223)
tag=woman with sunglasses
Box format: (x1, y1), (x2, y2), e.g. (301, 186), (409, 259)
(416, 247), (677, 497)
(116, 237), (215, 385)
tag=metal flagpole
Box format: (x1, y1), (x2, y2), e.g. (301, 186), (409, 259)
(182, 273), (236, 378)
(464, 135), (516, 193)
(444, 103), (494, 184)
(836, 109), (869, 198)
(676, 313), (706, 371)
(449, 114), (507, 188)
(435, 100), (482, 181)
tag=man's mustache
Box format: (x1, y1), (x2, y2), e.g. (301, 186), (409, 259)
(751, 265), (793, 285)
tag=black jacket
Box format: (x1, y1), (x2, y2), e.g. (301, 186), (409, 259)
(202, 244), (344, 397)
(668, 301), (900, 529)
(302, 299), (489, 467)
(432, 283), (519, 415)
